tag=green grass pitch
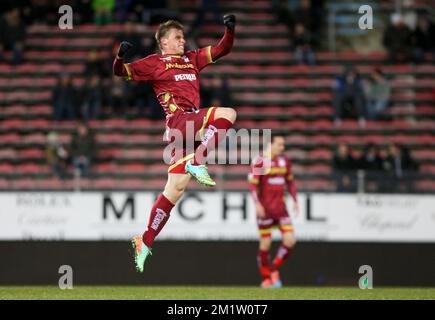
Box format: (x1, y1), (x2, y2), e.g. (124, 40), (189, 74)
(0, 286), (434, 300)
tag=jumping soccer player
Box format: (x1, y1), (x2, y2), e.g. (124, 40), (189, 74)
(113, 15), (236, 272)
(248, 134), (299, 288)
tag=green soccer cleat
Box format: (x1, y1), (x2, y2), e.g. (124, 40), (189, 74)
(131, 235), (152, 273)
(185, 160), (216, 187)
(270, 271), (283, 288)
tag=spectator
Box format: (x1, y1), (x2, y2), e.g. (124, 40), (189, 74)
(113, 21), (144, 61)
(189, 0), (222, 45)
(81, 75), (102, 120)
(109, 74), (128, 115)
(293, 23), (316, 65)
(147, 92), (165, 120)
(400, 145), (419, 172)
(333, 66), (366, 127)
(292, 0), (315, 31)
(358, 143), (385, 191)
(364, 68), (391, 120)
(359, 143), (384, 171)
(292, 0), (323, 44)
(201, 76), (232, 107)
(0, 8), (26, 65)
(52, 73), (78, 121)
(93, 0), (115, 25)
(272, 0), (294, 33)
(333, 143), (357, 192)
(123, 68), (164, 119)
(84, 49), (109, 79)
(74, 0), (93, 24)
(383, 13), (413, 63)
(114, 0), (135, 23)
(383, 143), (418, 192)
(273, 0), (323, 49)
(132, 0), (179, 25)
(384, 143), (418, 176)
(128, 80), (162, 118)
(70, 122), (95, 177)
(21, 0), (57, 25)
(46, 131), (69, 180)
(412, 15), (435, 64)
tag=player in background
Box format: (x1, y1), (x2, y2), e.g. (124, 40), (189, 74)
(248, 134), (299, 288)
(113, 15), (236, 272)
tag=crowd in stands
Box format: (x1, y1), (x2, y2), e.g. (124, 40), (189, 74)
(273, 0), (324, 65)
(0, 0), (181, 26)
(0, 1), (231, 122)
(0, 1), (430, 191)
(383, 12), (435, 64)
(333, 142), (419, 193)
(46, 122), (95, 179)
(332, 66), (391, 127)
(0, 7), (26, 65)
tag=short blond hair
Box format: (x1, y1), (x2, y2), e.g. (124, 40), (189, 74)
(155, 20), (184, 48)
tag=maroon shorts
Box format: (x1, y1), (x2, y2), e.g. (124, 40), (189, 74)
(165, 107), (217, 174)
(257, 214), (294, 238)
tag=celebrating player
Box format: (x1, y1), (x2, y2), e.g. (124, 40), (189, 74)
(248, 134), (299, 288)
(113, 15), (236, 272)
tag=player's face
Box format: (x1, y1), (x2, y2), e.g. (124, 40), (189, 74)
(271, 137), (285, 156)
(162, 28), (186, 55)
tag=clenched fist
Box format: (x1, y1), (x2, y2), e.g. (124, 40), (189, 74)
(117, 41), (133, 58)
(223, 14), (236, 31)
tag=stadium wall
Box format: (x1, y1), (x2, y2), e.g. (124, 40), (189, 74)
(1, 192), (435, 242)
(1, 191), (435, 287)
(1, 241), (435, 287)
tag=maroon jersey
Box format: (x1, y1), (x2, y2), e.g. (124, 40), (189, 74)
(114, 28), (234, 118)
(248, 154), (297, 217)
(124, 47), (213, 117)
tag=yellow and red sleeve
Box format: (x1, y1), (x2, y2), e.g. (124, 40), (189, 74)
(286, 160), (298, 203)
(113, 56), (155, 81)
(196, 28), (234, 71)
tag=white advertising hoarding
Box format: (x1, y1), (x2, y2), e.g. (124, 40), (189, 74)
(0, 192), (434, 242)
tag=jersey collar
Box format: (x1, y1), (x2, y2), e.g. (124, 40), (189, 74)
(161, 53), (182, 58)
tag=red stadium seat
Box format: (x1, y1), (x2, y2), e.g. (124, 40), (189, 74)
(17, 163), (49, 174)
(413, 150), (435, 160)
(0, 134), (21, 143)
(0, 163), (14, 173)
(420, 164), (435, 174)
(92, 178), (118, 189)
(305, 164), (332, 174)
(95, 162), (117, 173)
(12, 179), (36, 189)
(286, 149), (307, 160)
(22, 133), (47, 144)
(17, 148), (45, 159)
(37, 178), (65, 189)
(120, 163), (148, 173)
(414, 180), (435, 192)
(308, 149), (333, 160)
(96, 133), (126, 144)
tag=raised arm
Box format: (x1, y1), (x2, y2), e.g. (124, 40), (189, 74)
(210, 15), (236, 61)
(286, 160), (300, 215)
(113, 41), (133, 77)
(248, 156), (266, 218)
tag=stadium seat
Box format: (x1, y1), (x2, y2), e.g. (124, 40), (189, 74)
(1, 5), (435, 193)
